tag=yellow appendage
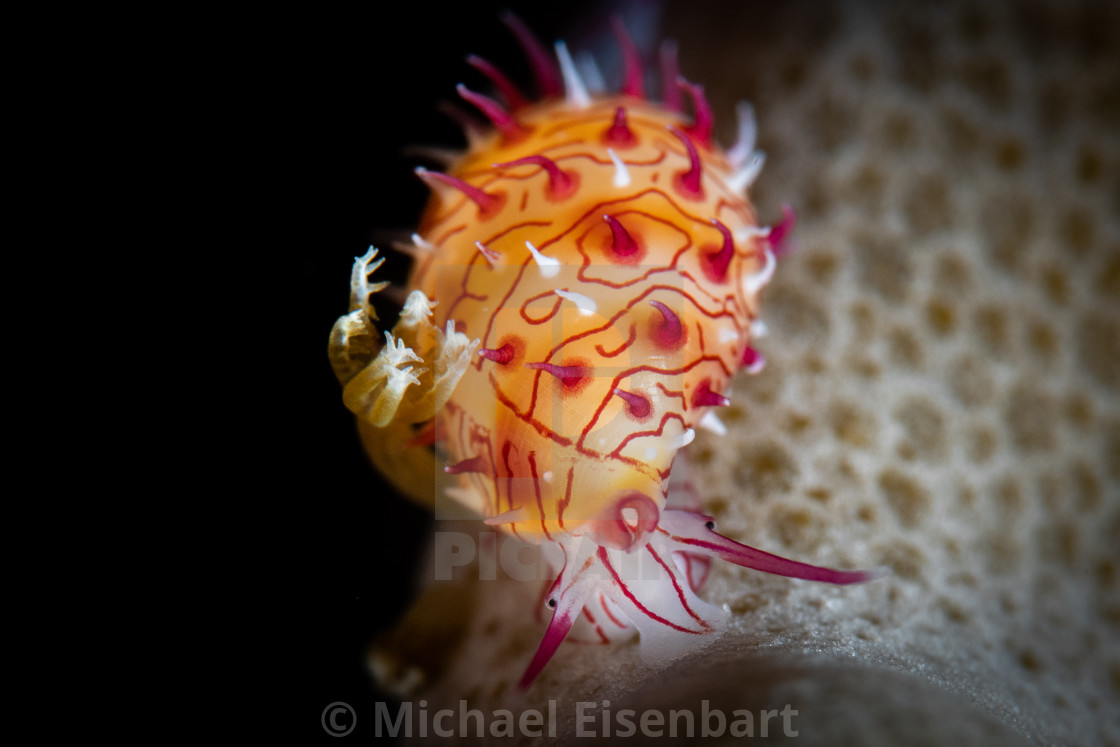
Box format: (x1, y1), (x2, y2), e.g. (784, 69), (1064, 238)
(328, 248), (478, 505)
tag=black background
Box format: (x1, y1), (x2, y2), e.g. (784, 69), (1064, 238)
(244, 2), (601, 742)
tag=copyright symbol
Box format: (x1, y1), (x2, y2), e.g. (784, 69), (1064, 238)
(321, 701), (356, 737)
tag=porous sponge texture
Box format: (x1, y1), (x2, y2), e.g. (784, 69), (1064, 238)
(373, 1), (1119, 743)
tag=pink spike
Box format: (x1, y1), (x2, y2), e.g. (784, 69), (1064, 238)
(445, 455), (487, 475)
(691, 380), (729, 408)
(768, 203), (797, 257)
(457, 84), (526, 140)
(518, 612), (571, 688)
(668, 126), (704, 199)
(649, 299), (684, 346)
(612, 15), (645, 98)
(603, 214), (639, 257)
(704, 218), (735, 281)
(526, 361), (590, 385)
(603, 106), (637, 147)
(659, 39), (682, 111)
(415, 167), (503, 219)
(678, 77), (713, 146)
(660, 510), (883, 585)
(474, 240), (501, 265)
(466, 55), (529, 110)
(478, 343), (514, 364)
(501, 11), (562, 98)
(494, 155), (577, 200)
(741, 345), (766, 373)
(612, 387), (651, 418)
(518, 580), (590, 689)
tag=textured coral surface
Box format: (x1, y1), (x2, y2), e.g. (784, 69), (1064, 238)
(359, 1), (1120, 744)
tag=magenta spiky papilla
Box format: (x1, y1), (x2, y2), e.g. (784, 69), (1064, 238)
(603, 106), (637, 147)
(668, 126), (705, 199)
(612, 15), (645, 99)
(678, 77), (714, 147)
(457, 84), (527, 141)
(493, 154), (578, 200)
(331, 11), (881, 693)
(414, 166), (504, 219)
(466, 54), (529, 110)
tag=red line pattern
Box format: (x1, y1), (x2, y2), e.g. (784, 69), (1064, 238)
(527, 451), (552, 541)
(595, 323), (636, 358)
(399, 91), (771, 673)
(598, 547), (703, 634)
(413, 97), (766, 525)
(646, 544), (712, 630)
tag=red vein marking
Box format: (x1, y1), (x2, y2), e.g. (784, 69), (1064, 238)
(609, 411), (688, 462)
(575, 355), (731, 458)
(421, 222), (466, 252)
(490, 372), (573, 448)
(557, 466), (574, 531)
(520, 291), (563, 325)
(469, 424), (499, 517)
(595, 324), (637, 358)
(646, 544), (711, 628)
(444, 252), (489, 324)
(654, 382), (686, 408)
(480, 219), (554, 245)
(714, 196), (757, 222)
(478, 144), (667, 172)
(599, 596), (628, 629)
(544, 283), (738, 365)
(500, 441), (520, 539)
(597, 547), (702, 634)
(580, 606), (609, 644)
(682, 553), (712, 591)
(463, 221), (552, 372)
(673, 266), (744, 315)
(527, 451), (553, 541)
(531, 188), (708, 253)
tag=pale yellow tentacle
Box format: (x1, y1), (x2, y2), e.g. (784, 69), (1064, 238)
(328, 247), (388, 386)
(328, 249), (478, 507)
